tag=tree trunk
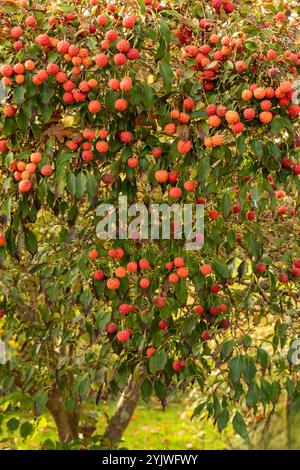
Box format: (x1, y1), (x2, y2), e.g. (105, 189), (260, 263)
(47, 389), (80, 443)
(102, 371), (144, 448)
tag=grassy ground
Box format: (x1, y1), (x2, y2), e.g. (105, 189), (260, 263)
(0, 396), (231, 450)
(104, 398), (228, 450)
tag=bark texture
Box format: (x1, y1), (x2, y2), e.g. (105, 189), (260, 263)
(102, 373), (144, 447)
(46, 389), (80, 443)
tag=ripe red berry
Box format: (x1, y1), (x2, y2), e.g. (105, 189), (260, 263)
(146, 347), (156, 358)
(106, 322), (117, 334)
(117, 329), (131, 343)
(159, 320), (168, 330)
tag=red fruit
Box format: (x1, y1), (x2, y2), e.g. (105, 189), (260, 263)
(97, 14), (107, 26)
(119, 131), (133, 143)
(139, 259), (150, 270)
(0, 140), (8, 153)
(169, 187), (182, 199)
(127, 48), (139, 60)
(0, 234), (6, 247)
(155, 296), (166, 308)
(177, 267), (189, 279)
(159, 320), (168, 330)
(200, 264), (212, 275)
(11, 26), (23, 38)
(223, 3), (234, 13)
(107, 278), (120, 290)
(219, 303), (227, 313)
(225, 110), (239, 124)
(220, 319), (230, 329)
(291, 267), (300, 278)
(127, 261), (138, 273)
(217, 106), (227, 117)
(211, 284), (221, 293)
(155, 170), (169, 183)
(96, 141), (109, 153)
(195, 305), (204, 314)
(184, 180), (196, 192)
(279, 273), (289, 283)
(209, 306), (220, 316)
(168, 172), (179, 184)
(246, 211), (255, 220)
(294, 259), (300, 268)
(114, 53), (127, 66)
(146, 347), (156, 358)
(108, 78), (120, 90)
(183, 97), (195, 111)
(232, 204), (241, 214)
(168, 273), (179, 283)
(120, 76), (132, 92)
(106, 322), (117, 334)
(177, 139), (191, 154)
(201, 330), (211, 341)
(152, 147), (162, 158)
(19, 180), (32, 192)
(259, 111), (273, 124)
(164, 123), (176, 135)
(166, 262), (174, 270)
(205, 104), (217, 116)
(88, 100), (101, 113)
(3, 105), (16, 118)
(231, 122), (245, 134)
(127, 157), (138, 168)
(93, 269), (105, 281)
(209, 209), (220, 220)
(256, 263), (266, 273)
(115, 98), (128, 112)
(174, 257), (184, 268)
(260, 100), (272, 111)
(139, 278), (150, 289)
(123, 15), (136, 29)
(117, 329), (131, 343)
(119, 304), (134, 315)
(235, 61), (247, 72)
(288, 104), (300, 118)
(172, 360), (185, 372)
(41, 165), (53, 177)
(89, 249), (98, 260)
(243, 108), (256, 120)
(293, 163), (300, 174)
(0, 309), (4, 319)
(35, 33), (51, 47)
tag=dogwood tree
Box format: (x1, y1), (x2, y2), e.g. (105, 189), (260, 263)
(0, 0), (300, 449)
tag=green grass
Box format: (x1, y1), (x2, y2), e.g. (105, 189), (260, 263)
(0, 396), (229, 450)
(104, 398), (227, 450)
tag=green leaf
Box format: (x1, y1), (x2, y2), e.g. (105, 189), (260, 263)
(175, 280), (188, 304)
(221, 193), (232, 218)
(7, 418), (20, 432)
(149, 351), (167, 373)
(229, 355), (245, 383)
(232, 412), (248, 440)
(141, 378), (153, 401)
(76, 172), (86, 199)
(20, 422), (34, 439)
(25, 230), (38, 255)
(159, 61), (174, 91)
(34, 390), (48, 414)
(14, 86), (26, 104)
(213, 257), (230, 278)
(217, 408), (229, 432)
(141, 82), (155, 108)
(86, 173), (97, 201)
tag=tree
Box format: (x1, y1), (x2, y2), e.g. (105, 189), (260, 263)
(0, 0), (300, 449)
